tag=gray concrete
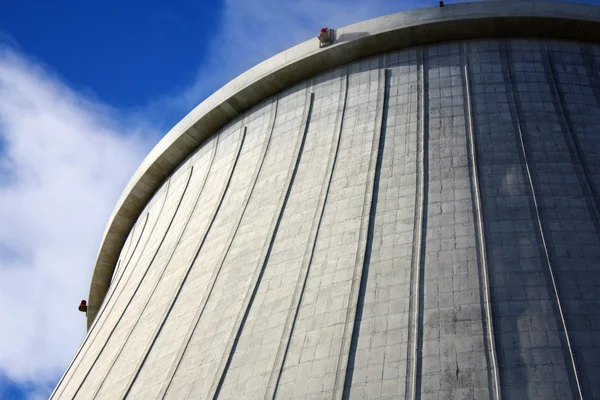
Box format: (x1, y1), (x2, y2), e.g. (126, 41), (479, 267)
(86, 0), (600, 328)
(53, 2), (600, 399)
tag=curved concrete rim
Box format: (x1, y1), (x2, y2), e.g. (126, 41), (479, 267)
(87, 0), (600, 328)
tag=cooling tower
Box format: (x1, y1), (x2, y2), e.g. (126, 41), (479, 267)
(53, 1), (600, 399)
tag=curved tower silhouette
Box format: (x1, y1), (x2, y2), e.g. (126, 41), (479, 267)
(53, 1), (600, 399)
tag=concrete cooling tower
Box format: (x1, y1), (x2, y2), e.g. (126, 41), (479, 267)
(52, 1), (600, 399)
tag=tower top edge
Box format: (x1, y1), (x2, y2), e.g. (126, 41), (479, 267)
(86, 0), (600, 329)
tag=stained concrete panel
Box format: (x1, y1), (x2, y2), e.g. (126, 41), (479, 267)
(54, 30), (600, 400)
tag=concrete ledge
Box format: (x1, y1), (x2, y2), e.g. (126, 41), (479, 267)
(87, 0), (600, 328)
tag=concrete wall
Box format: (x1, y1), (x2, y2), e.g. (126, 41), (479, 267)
(85, 1), (600, 327)
(54, 38), (600, 400)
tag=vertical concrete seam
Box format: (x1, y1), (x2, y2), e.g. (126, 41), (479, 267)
(581, 44), (600, 232)
(88, 166), (196, 400)
(265, 69), (349, 400)
(582, 44), (600, 108)
(122, 126), (232, 398)
(461, 42), (501, 400)
(110, 258), (124, 289)
(121, 221), (138, 262)
(89, 212), (149, 329)
(69, 175), (176, 398)
(151, 127), (244, 398)
(156, 98), (277, 400)
(86, 194), (165, 330)
(333, 57), (389, 399)
(109, 215), (142, 293)
(112, 209), (145, 284)
(542, 44), (589, 399)
(544, 45), (600, 232)
(108, 260), (122, 293)
(109, 214), (148, 301)
(207, 89), (315, 400)
(406, 47), (428, 400)
(505, 41), (583, 400)
(113, 239), (131, 283)
(52, 181), (167, 400)
(111, 221), (136, 284)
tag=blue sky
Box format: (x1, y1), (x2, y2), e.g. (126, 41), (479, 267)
(1, 0), (599, 399)
(2, 1), (221, 110)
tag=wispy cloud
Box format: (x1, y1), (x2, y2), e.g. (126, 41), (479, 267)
(144, 0), (410, 128)
(0, 45), (152, 395)
(144, 0), (509, 129)
(0, 372), (54, 400)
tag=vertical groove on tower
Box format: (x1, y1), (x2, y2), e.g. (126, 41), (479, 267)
(88, 166), (198, 399)
(504, 42), (584, 400)
(206, 91), (315, 400)
(108, 213), (150, 308)
(72, 169), (190, 398)
(51, 211), (147, 399)
(581, 44), (600, 232)
(460, 42), (501, 400)
(112, 220), (137, 283)
(582, 45), (600, 108)
(333, 60), (389, 399)
(110, 254), (125, 287)
(112, 209), (146, 284)
(96, 212), (149, 316)
(582, 43), (600, 202)
(110, 223), (138, 289)
(49, 223), (113, 400)
(154, 97), (279, 400)
(543, 46), (600, 234)
(110, 260), (121, 290)
(265, 70), (349, 400)
(122, 215), (149, 273)
(87, 196), (168, 344)
(89, 194), (168, 334)
(122, 120), (251, 398)
(405, 47), (428, 400)
(121, 220), (139, 261)
(52, 178), (171, 400)
(54, 26), (600, 400)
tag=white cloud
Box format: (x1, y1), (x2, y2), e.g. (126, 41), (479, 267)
(0, 46), (152, 390)
(145, 0), (409, 125)
(145, 0), (503, 126)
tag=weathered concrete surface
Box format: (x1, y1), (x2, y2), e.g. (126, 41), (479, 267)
(51, 2), (600, 400)
(52, 37), (600, 400)
(86, 0), (600, 329)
